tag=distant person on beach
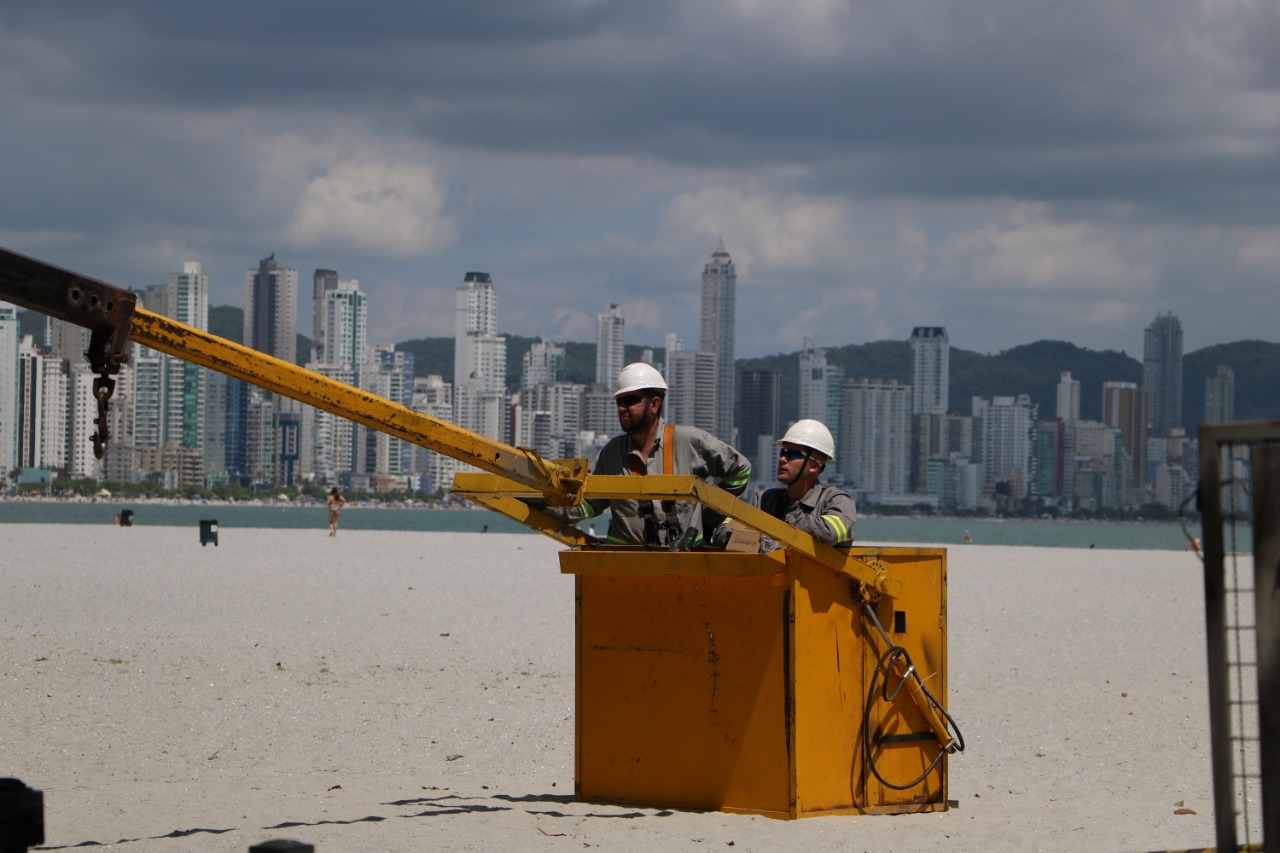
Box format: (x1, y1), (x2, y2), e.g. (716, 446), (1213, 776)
(716, 419), (854, 549)
(327, 487), (345, 537)
(544, 363), (751, 547)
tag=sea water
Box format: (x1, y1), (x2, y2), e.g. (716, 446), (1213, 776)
(0, 499), (1224, 551)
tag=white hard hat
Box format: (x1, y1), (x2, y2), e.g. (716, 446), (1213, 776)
(615, 362), (668, 397)
(777, 419), (835, 460)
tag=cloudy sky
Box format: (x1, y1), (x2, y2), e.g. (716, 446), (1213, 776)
(1, 0), (1276, 358)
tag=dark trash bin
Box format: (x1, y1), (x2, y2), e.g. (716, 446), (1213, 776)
(199, 519), (218, 547)
(118, 509), (133, 527)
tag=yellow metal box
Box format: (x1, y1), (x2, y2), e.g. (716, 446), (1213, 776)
(562, 546), (948, 819)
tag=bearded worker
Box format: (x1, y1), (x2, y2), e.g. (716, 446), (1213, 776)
(558, 362), (751, 547)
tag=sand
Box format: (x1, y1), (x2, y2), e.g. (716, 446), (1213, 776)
(0, 524), (1219, 852)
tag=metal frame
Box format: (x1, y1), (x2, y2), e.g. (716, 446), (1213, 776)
(1199, 420), (1280, 852)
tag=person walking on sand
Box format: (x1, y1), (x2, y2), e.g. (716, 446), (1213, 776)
(327, 487), (345, 537)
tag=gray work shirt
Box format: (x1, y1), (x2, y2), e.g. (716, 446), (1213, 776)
(575, 418), (751, 546)
(755, 482), (856, 547)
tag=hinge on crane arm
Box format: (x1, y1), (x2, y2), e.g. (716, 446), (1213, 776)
(0, 247), (137, 459)
(66, 273), (136, 459)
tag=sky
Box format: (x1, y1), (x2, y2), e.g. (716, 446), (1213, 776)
(1, 0), (1277, 359)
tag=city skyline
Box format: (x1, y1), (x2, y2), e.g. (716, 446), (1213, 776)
(1, 3), (1276, 360)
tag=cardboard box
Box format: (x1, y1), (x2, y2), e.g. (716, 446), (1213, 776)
(723, 520), (763, 553)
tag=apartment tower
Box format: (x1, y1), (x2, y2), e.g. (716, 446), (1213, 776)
(1142, 312), (1183, 436)
(700, 241), (736, 444)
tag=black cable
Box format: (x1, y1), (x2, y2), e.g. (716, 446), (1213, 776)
(860, 607), (965, 792)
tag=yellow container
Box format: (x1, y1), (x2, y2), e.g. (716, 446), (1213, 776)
(562, 546), (948, 819)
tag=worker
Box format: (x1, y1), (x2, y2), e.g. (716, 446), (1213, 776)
(555, 362), (751, 547)
(718, 419), (854, 548)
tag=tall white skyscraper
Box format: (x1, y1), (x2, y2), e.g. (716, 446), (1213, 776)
(0, 303), (23, 482)
(700, 241), (736, 443)
(1056, 371), (1081, 422)
(910, 327), (949, 415)
(454, 272), (508, 442)
(596, 303), (625, 389)
(316, 278), (367, 373)
(302, 272), (366, 486)
(973, 394), (1038, 499)
(16, 335), (43, 470)
(666, 349), (718, 434)
(798, 341), (845, 480)
(67, 363), (102, 480)
(163, 262), (209, 452)
(843, 378), (912, 496)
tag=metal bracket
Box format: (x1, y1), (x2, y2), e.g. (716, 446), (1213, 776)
(0, 247), (137, 457)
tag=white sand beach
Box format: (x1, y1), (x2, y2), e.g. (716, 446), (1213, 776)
(0, 524), (1219, 852)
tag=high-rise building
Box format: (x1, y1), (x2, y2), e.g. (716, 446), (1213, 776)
(700, 241), (736, 443)
(666, 349), (718, 435)
(0, 302), (18, 481)
(163, 262), (209, 453)
(16, 335), (45, 470)
(453, 272), (508, 443)
(799, 341), (844, 479)
(303, 272), (366, 486)
(910, 327), (949, 415)
(912, 411), (975, 495)
(244, 254), (298, 365)
(66, 363), (101, 480)
(363, 346), (415, 480)
(842, 378), (912, 496)
(1056, 371), (1080, 422)
(311, 269), (340, 361)
(243, 254), (298, 486)
(1102, 381), (1150, 504)
(739, 369), (782, 463)
(523, 338), (565, 389)
(1142, 312), (1183, 437)
(595, 304), (625, 389)
(313, 274), (366, 370)
(1205, 365), (1235, 423)
(1063, 420), (1123, 511)
(973, 394), (1038, 500)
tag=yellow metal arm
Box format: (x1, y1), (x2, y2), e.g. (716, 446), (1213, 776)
(0, 245), (587, 503)
(128, 308), (588, 503)
(452, 471), (902, 597)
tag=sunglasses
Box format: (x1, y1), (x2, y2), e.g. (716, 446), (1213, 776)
(779, 447), (810, 462)
(615, 393), (648, 407)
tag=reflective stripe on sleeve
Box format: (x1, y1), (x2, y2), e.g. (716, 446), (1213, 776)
(822, 513), (849, 542)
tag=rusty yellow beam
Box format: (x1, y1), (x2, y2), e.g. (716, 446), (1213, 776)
(128, 308), (589, 503)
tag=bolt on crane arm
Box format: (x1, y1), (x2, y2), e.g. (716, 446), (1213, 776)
(0, 246), (588, 504)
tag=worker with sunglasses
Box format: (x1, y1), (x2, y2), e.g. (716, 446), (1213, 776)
(553, 362), (751, 547)
(730, 419), (855, 548)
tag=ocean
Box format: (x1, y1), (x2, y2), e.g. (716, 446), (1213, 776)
(0, 499), (1225, 551)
